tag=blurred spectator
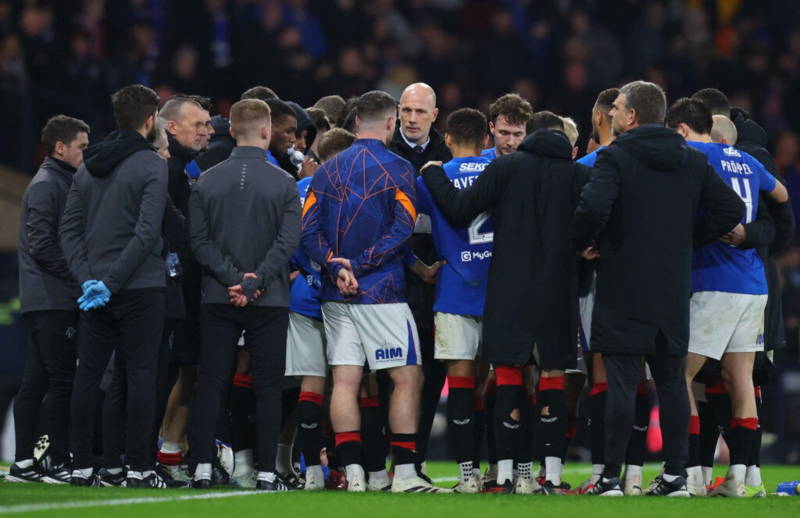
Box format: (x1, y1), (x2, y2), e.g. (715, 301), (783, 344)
(0, 0), (799, 175)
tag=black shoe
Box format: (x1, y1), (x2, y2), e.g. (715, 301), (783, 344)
(192, 478), (212, 490)
(537, 480), (570, 495)
(70, 471), (100, 487)
(153, 464), (190, 487)
(127, 471), (169, 489)
(482, 480), (515, 494)
(278, 471), (305, 491)
(587, 477), (624, 496)
(40, 463), (72, 485)
(97, 468), (126, 487)
(5, 462), (44, 483)
(646, 475), (690, 497)
(256, 474), (290, 492)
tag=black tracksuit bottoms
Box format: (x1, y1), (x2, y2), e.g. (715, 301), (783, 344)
(603, 338), (689, 477)
(70, 289), (165, 472)
(14, 311), (78, 462)
(190, 304), (288, 473)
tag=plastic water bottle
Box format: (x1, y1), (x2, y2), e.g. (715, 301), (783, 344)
(288, 146), (305, 170)
(166, 252), (182, 278)
(776, 481), (800, 495)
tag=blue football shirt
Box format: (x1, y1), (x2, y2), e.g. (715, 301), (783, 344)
(416, 155), (494, 316)
(481, 147), (497, 161)
(689, 141), (777, 295)
(576, 145), (607, 167)
(290, 176), (322, 319)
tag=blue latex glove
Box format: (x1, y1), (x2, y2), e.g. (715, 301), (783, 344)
(81, 280), (99, 293)
(78, 281), (111, 311)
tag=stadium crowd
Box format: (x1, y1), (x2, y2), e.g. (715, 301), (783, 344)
(3, 0), (799, 500)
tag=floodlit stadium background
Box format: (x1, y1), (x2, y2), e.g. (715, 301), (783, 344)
(0, 0), (799, 466)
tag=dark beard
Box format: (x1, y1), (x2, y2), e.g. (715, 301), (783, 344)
(146, 123), (157, 143)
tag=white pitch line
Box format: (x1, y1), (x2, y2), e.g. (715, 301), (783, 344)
(0, 490), (266, 515)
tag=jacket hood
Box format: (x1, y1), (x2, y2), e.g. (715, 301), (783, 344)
(84, 130), (154, 177)
(518, 129), (573, 159)
(732, 108), (768, 148)
(613, 124), (687, 171)
(210, 115), (230, 136)
(287, 101), (317, 150)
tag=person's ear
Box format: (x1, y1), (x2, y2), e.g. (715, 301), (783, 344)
(489, 121), (496, 135)
(444, 133), (452, 149)
(432, 107), (439, 122)
(54, 141), (66, 157)
(229, 125), (235, 139)
(167, 119), (178, 136)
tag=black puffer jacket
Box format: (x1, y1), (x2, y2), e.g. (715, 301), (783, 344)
(423, 130), (590, 367)
(574, 125), (745, 356)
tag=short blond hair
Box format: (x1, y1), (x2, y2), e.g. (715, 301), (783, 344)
(560, 116), (579, 147)
(710, 114), (738, 146)
(230, 99), (271, 140)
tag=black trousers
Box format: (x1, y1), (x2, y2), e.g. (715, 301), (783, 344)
(14, 311), (78, 462)
(102, 319), (178, 468)
(70, 289), (165, 472)
(603, 339), (689, 477)
(190, 304), (287, 473)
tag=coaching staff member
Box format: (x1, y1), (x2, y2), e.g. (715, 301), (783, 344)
(60, 84), (168, 488)
(188, 99), (300, 491)
(10, 115), (89, 484)
(573, 81), (745, 497)
(389, 82), (453, 469)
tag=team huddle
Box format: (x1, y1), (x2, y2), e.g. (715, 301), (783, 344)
(9, 77), (792, 497)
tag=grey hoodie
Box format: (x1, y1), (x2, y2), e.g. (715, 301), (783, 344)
(60, 130), (168, 293)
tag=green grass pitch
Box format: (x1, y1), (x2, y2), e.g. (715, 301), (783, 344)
(1, 463), (798, 517)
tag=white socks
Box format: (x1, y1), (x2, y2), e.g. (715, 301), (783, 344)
(306, 465), (324, 481)
(394, 463), (416, 481)
(745, 465), (762, 486)
(729, 464), (746, 483)
(545, 456), (562, 485)
(497, 459), (514, 484)
(233, 449), (254, 478)
(517, 461), (533, 480)
(345, 464), (365, 481)
(369, 469), (390, 486)
(195, 462), (212, 481)
(625, 464), (643, 481)
(591, 463), (604, 484)
(458, 462), (473, 482)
